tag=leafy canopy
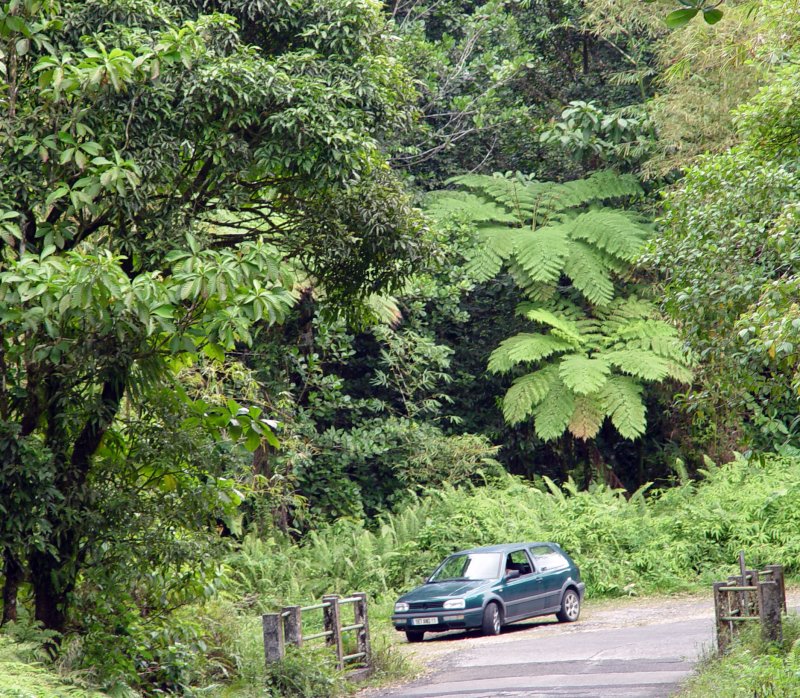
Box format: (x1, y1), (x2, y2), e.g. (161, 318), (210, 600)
(428, 171), (691, 441)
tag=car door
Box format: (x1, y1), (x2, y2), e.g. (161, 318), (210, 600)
(499, 549), (542, 619)
(529, 545), (570, 611)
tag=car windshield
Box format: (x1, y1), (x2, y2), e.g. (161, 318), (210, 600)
(429, 553), (502, 582)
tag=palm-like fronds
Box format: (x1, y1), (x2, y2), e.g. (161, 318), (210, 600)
(428, 171), (692, 442)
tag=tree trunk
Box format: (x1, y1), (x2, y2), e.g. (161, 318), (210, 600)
(29, 546), (71, 635)
(1, 547), (23, 626)
(30, 365), (129, 636)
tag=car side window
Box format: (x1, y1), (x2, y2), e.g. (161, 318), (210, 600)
(529, 545), (569, 573)
(505, 550), (533, 576)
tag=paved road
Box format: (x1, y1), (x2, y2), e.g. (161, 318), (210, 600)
(363, 596), (716, 698)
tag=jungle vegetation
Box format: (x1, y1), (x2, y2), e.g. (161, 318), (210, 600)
(1, 0), (800, 695)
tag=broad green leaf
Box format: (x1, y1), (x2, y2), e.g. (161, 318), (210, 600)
(665, 8), (699, 28)
(600, 376), (646, 440)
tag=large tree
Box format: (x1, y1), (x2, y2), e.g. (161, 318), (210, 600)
(0, 0), (423, 633)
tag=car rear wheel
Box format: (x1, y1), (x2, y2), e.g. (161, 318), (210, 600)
(405, 630), (425, 643)
(556, 588), (581, 622)
(481, 602), (502, 636)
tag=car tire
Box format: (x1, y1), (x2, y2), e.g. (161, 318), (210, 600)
(481, 602), (502, 636)
(405, 630), (425, 643)
(556, 588), (581, 622)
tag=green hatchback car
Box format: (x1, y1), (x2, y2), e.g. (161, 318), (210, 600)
(392, 542), (585, 642)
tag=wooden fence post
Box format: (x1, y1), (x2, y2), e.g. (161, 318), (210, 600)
(758, 581), (783, 644)
(765, 565), (787, 613)
(323, 594), (344, 670)
(262, 613), (285, 665)
(353, 592), (371, 663)
(746, 569), (760, 619)
(713, 582), (731, 654)
(283, 606), (302, 648)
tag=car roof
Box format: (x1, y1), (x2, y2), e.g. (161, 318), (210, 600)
(454, 542), (558, 554)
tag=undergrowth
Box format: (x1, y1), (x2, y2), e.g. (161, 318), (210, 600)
(223, 453), (800, 605)
(678, 615), (800, 697)
(3, 452), (800, 696)
(0, 633), (104, 698)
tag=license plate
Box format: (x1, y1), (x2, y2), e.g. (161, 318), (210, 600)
(412, 617), (439, 626)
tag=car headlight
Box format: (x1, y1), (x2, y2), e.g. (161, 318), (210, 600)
(443, 598), (465, 610)
(394, 602), (410, 613)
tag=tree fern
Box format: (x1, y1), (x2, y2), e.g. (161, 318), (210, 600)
(559, 354), (611, 395)
(533, 376), (576, 441)
(569, 394), (606, 440)
(488, 332), (576, 373)
(562, 240), (615, 306)
(427, 169), (693, 444)
(600, 376), (647, 440)
(502, 366), (559, 424)
(514, 226), (572, 283)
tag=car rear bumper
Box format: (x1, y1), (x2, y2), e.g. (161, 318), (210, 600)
(392, 608), (483, 633)
(576, 582), (586, 600)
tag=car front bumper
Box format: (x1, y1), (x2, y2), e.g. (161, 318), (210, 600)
(392, 608), (483, 633)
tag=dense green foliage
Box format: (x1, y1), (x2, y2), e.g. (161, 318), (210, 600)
(1, 0), (800, 694)
(428, 171), (691, 442)
(651, 19), (800, 457)
(224, 454), (800, 605)
(0, 0), (424, 638)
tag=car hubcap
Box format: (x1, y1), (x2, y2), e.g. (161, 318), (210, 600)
(492, 608), (500, 633)
(565, 593), (579, 619)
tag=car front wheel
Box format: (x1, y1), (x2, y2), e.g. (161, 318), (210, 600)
(405, 630), (425, 643)
(481, 602), (502, 636)
(556, 588), (581, 622)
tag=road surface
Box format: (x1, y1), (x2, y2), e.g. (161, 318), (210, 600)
(362, 595), (717, 698)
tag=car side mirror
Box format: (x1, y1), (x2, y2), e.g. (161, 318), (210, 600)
(505, 570), (520, 580)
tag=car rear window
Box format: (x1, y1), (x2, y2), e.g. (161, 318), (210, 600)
(529, 545), (569, 572)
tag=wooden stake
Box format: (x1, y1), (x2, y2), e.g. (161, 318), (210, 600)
(262, 613), (285, 665)
(323, 594), (344, 670)
(353, 592), (371, 662)
(283, 606), (302, 648)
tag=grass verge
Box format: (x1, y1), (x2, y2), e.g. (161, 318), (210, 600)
(678, 614), (800, 697)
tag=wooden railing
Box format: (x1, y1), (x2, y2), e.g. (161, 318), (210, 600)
(713, 553), (786, 653)
(262, 592), (371, 670)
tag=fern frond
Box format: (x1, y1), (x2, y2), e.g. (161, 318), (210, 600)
(548, 171), (643, 211)
(568, 394), (605, 440)
(502, 365), (559, 424)
(568, 210), (649, 262)
(534, 376), (575, 441)
(514, 225), (571, 283)
(601, 297), (659, 322)
(664, 360), (693, 383)
(603, 349), (671, 381)
(508, 262), (557, 302)
(465, 225), (517, 281)
(600, 376), (646, 440)
(558, 354), (611, 395)
(425, 191), (517, 224)
(488, 332), (575, 373)
(523, 307), (584, 344)
(563, 241), (615, 306)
